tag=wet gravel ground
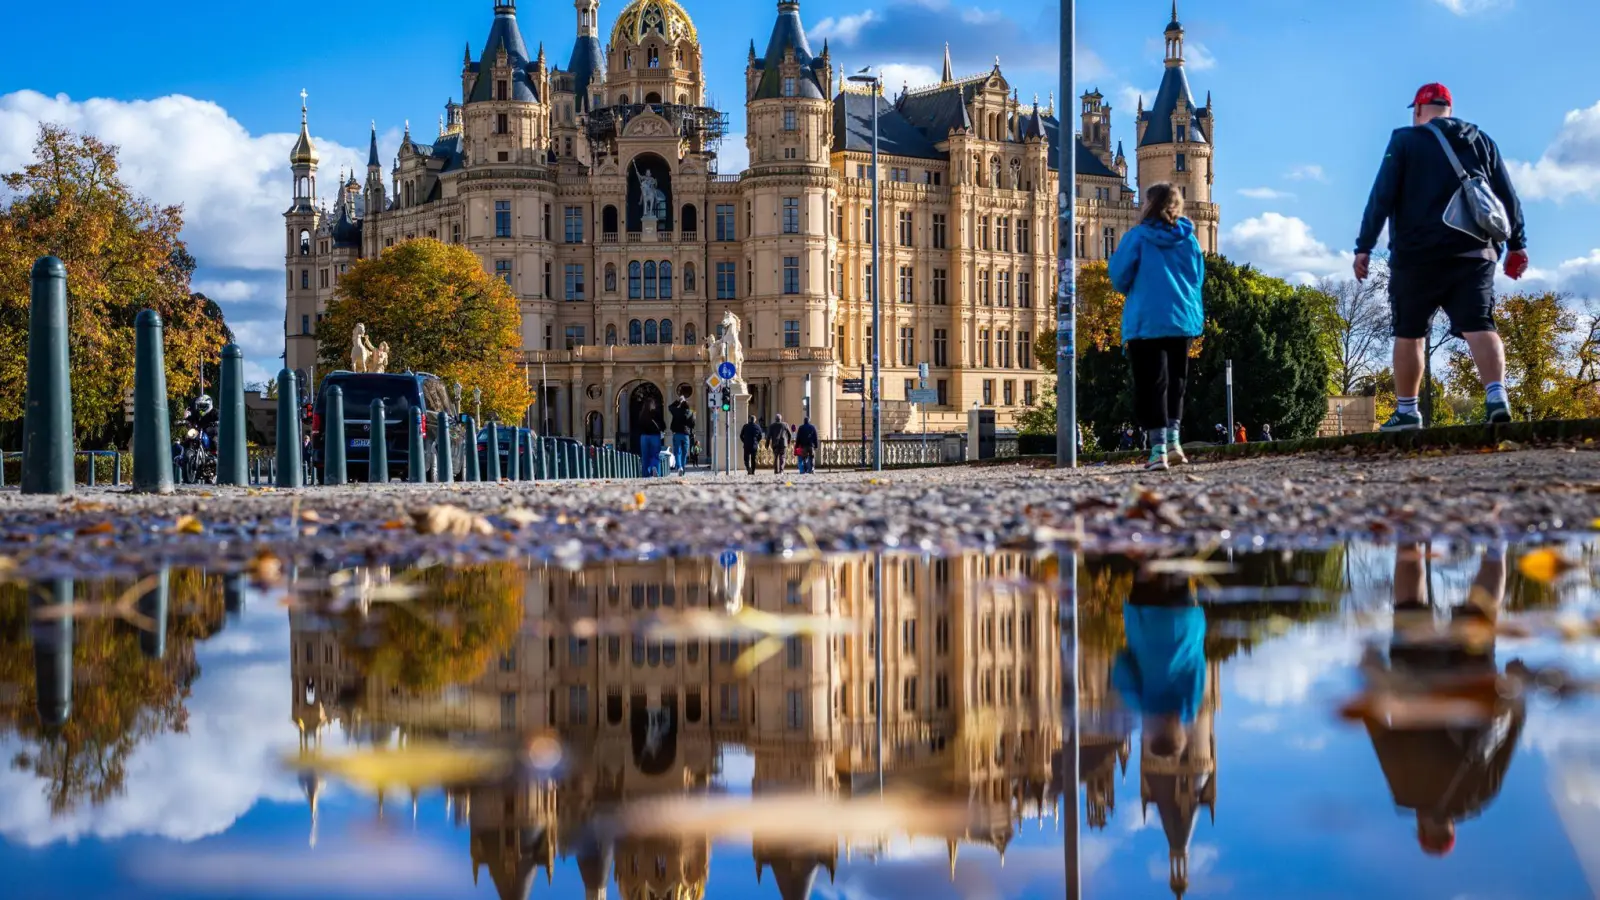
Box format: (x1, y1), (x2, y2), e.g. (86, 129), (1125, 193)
(0, 447), (1596, 578)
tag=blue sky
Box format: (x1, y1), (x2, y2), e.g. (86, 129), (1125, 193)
(3, 0), (1600, 379)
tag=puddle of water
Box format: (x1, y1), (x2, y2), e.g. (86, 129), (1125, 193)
(0, 542), (1596, 899)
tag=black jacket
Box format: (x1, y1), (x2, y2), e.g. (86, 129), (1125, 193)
(796, 422), (819, 449)
(739, 422), (763, 450)
(637, 406), (666, 435)
(667, 400), (695, 435)
(767, 421), (791, 448)
(1356, 118), (1526, 265)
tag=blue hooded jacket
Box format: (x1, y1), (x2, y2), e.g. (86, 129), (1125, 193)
(1111, 604), (1207, 721)
(1109, 217), (1206, 343)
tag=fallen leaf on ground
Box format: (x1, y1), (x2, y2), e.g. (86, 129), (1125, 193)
(502, 508), (539, 528)
(76, 521), (114, 536)
(172, 515), (204, 535)
(1518, 548), (1577, 584)
(1498, 440), (1523, 452)
(633, 492), (647, 509)
(246, 548), (285, 586)
(410, 504), (494, 536)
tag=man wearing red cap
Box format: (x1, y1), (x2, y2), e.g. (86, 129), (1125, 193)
(1354, 83), (1528, 431)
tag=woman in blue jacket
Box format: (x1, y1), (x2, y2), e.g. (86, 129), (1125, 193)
(1108, 183), (1206, 472)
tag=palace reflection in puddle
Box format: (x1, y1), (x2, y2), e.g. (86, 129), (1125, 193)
(0, 541), (1597, 899)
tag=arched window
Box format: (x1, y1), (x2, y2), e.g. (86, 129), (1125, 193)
(675, 48), (683, 66)
(678, 93), (688, 104)
(602, 205), (619, 236)
(683, 262), (696, 292)
(620, 93), (630, 105)
(643, 261), (657, 299)
(602, 324), (616, 345)
(645, 91), (662, 103)
(659, 261), (672, 300)
(681, 204), (698, 234)
(628, 261), (641, 299)
(604, 263), (617, 292)
(646, 49), (659, 69)
(660, 319), (673, 344)
(628, 319), (643, 345)
(644, 319), (658, 344)
(299, 230), (311, 255)
(684, 323), (697, 345)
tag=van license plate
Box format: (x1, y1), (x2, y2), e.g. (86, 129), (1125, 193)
(350, 438), (370, 448)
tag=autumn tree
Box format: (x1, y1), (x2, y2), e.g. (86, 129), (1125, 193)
(1445, 292), (1600, 421)
(0, 125), (233, 445)
(1315, 264), (1391, 396)
(318, 239), (532, 423)
(1017, 262), (1127, 439)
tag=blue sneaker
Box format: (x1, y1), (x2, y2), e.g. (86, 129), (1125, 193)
(1380, 411), (1423, 432)
(1485, 398), (1511, 424)
(1144, 446), (1169, 472)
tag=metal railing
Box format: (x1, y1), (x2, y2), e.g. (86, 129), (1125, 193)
(0, 450), (128, 487)
(742, 435), (1018, 471)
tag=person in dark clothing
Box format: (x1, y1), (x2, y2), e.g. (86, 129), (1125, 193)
(667, 388), (695, 476)
(637, 398), (666, 477)
(738, 415), (762, 476)
(1355, 83), (1529, 430)
(766, 413), (791, 475)
(795, 416), (820, 474)
(1347, 543), (1526, 858)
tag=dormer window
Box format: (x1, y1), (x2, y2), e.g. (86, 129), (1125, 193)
(648, 48), (659, 67)
(624, 51), (633, 69)
(1176, 125), (1187, 143)
(782, 77), (796, 98)
(1175, 153), (1187, 172)
(783, 109), (796, 131)
(496, 80), (508, 101)
(497, 113), (509, 134)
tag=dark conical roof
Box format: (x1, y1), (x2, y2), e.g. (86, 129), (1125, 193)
(467, 4), (539, 103)
(1139, 64), (1208, 147)
(753, 0), (825, 100)
(565, 33), (604, 111)
(367, 122), (381, 168)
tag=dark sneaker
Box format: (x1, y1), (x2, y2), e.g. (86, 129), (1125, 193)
(1485, 398), (1512, 424)
(1380, 411), (1423, 432)
(1144, 447), (1170, 472)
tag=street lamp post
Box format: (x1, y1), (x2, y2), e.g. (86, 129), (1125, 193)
(1057, 0), (1078, 469)
(848, 69), (884, 472)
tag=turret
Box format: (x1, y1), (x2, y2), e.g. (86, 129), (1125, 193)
(364, 121), (386, 212)
(289, 89), (318, 211)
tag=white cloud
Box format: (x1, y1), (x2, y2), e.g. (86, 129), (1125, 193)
(0, 594), (304, 847)
(1185, 41), (1218, 71)
(125, 836), (465, 895)
(1500, 248), (1600, 300)
(1286, 164), (1326, 182)
(1238, 187), (1295, 201)
(812, 11), (880, 45)
(716, 133), (749, 177)
(0, 90), (374, 386)
(880, 64), (944, 94)
(1227, 624), (1364, 707)
(1223, 213), (1355, 285)
(1509, 100), (1600, 203)
(1433, 0), (1514, 15)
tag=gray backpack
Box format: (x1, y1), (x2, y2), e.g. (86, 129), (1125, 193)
(1427, 121), (1512, 244)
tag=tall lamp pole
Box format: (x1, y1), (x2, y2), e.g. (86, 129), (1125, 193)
(1056, 0), (1078, 468)
(848, 69), (884, 472)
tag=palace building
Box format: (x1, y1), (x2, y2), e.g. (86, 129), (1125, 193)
(283, 0), (1217, 446)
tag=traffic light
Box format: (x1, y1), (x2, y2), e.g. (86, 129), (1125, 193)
(719, 386), (731, 412)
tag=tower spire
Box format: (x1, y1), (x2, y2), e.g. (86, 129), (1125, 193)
(367, 121), (380, 169)
(941, 42), (952, 83)
(289, 89), (318, 167)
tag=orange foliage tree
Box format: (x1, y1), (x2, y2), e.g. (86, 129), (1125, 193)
(0, 125), (232, 444)
(317, 239), (532, 423)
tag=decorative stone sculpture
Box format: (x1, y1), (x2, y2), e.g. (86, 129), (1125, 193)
(351, 323), (378, 373)
(373, 341), (390, 374)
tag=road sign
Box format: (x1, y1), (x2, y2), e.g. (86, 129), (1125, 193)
(717, 361), (736, 380)
(842, 379), (865, 394)
(123, 388), (136, 424)
(706, 374), (723, 390)
(908, 388), (938, 404)
(719, 550), (738, 568)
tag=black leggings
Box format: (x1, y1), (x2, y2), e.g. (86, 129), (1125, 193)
(1127, 337), (1192, 432)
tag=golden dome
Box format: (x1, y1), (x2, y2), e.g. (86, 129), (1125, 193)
(290, 91), (318, 167)
(610, 0), (697, 46)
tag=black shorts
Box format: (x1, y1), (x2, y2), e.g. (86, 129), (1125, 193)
(1389, 257), (1496, 340)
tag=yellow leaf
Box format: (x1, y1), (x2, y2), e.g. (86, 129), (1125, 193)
(410, 504), (494, 536)
(633, 492), (647, 509)
(1497, 440), (1522, 452)
(172, 515), (204, 534)
(1517, 547), (1576, 584)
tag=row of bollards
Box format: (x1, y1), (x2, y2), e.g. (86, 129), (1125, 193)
(13, 255), (649, 493)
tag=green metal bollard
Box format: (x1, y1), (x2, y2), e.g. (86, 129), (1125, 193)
(407, 407), (426, 483)
(137, 568), (169, 660)
(506, 426), (521, 482)
(22, 257), (74, 495)
(527, 433), (538, 481)
(462, 415), (479, 482)
(485, 421), (502, 482)
(218, 344), (248, 485)
(114, 452), (122, 486)
(436, 411), (453, 484)
(325, 386), (348, 485)
(369, 399), (388, 483)
(32, 582), (74, 731)
(132, 310), (174, 493)
(554, 439), (566, 480)
(275, 369), (303, 488)
(85, 453), (96, 487)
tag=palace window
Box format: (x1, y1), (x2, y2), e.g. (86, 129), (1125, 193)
(1102, 227), (1116, 258)
(643, 261), (657, 299)
(980, 328), (992, 367)
(1024, 380), (1036, 405)
(660, 319), (673, 343)
(999, 329), (1012, 368)
(1019, 272), (1032, 308)
(716, 261), (736, 299)
(564, 263), (585, 301)
(451, 222), (461, 243)
(899, 327), (914, 366)
(1076, 222), (1087, 257)
(494, 259), (512, 285)
(659, 261), (672, 300)
(782, 76), (796, 98)
(982, 379), (993, 406)
(564, 325), (586, 349)
(979, 215), (991, 250)
(931, 213), (946, 248)
(300, 269), (309, 290)
(998, 271), (1011, 307)
(978, 269), (990, 305)
(715, 204), (736, 241)
(784, 319), (800, 348)
(902, 676), (918, 713)
(783, 256), (800, 295)
(898, 266), (913, 304)
(782, 197), (800, 234)
(629, 319), (642, 344)
(898, 211), (912, 246)
(564, 206), (584, 243)
(863, 208), (873, 243)
(644, 320), (658, 344)
(647, 47), (659, 67)
(932, 329), (948, 367)
(1017, 219), (1031, 253)
(495, 200), (512, 238)
(1019, 330), (1033, 368)
(997, 216), (1011, 252)
(931, 268), (947, 305)
(496, 80), (508, 101)
(496, 113), (508, 134)
(543, 261), (551, 297)
(1176, 152), (1188, 172)
(628, 261), (642, 299)
(783, 109), (796, 131)
(1003, 379), (1015, 405)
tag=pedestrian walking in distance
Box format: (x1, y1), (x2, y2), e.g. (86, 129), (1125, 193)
(767, 413), (791, 475)
(1355, 83), (1528, 431)
(637, 398), (667, 477)
(1109, 182), (1206, 473)
(667, 387), (695, 476)
(739, 415), (762, 476)
(795, 416), (820, 474)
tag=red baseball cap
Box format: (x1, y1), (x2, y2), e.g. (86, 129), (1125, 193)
(1409, 83), (1454, 109)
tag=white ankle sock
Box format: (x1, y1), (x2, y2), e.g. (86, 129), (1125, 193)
(1397, 397), (1419, 415)
(1485, 382), (1508, 404)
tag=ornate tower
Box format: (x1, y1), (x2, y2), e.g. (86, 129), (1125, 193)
(460, 0), (551, 170)
(285, 90), (321, 374)
(741, 0), (836, 430)
(1135, 1), (1219, 252)
(1079, 88), (1114, 169)
(364, 122), (386, 213)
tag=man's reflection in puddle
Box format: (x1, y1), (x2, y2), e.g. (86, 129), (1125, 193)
(1354, 543), (1526, 857)
(1111, 561), (1217, 898)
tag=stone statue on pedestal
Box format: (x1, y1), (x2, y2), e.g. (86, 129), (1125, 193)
(351, 323), (378, 373)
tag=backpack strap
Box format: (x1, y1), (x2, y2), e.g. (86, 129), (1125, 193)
(1426, 121), (1472, 184)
